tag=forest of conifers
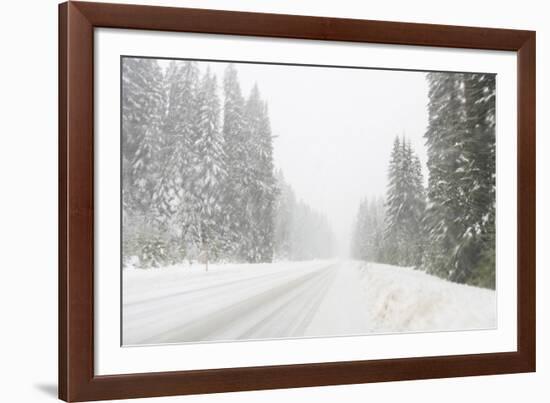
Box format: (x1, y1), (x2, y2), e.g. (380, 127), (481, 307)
(122, 59), (333, 269)
(351, 73), (496, 289)
(122, 57), (495, 289)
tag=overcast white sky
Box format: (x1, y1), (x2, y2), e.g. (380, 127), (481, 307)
(163, 60), (430, 256)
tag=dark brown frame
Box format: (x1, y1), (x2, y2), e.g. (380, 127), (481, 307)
(59, 1), (536, 401)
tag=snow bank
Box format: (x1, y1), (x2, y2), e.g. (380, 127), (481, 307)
(357, 262), (496, 333)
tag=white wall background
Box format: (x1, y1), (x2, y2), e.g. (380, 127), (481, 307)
(0, 0), (546, 402)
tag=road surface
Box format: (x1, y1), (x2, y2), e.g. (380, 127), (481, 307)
(122, 260), (496, 345)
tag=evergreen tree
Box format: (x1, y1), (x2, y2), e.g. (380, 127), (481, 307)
(351, 196), (387, 262)
(367, 197), (387, 262)
(423, 72), (495, 288)
(121, 58), (166, 268)
(383, 136), (426, 267)
(190, 69), (226, 270)
(221, 64), (247, 259)
(153, 61), (200, 264)
(424, 73), (467, 279)
(351, 198), (369, 260)
(241, 84), (277, 263)
(461, 73), (496, 288)
(273, 170), (295, 260)
(384, 137), (405, 263)
(402, 141), (427, 267)
(255, 102), (277, 262)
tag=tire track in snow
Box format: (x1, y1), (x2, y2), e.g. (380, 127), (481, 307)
(137, 263), (337, 344)
(123, 262), (319, 345)
(124, 266), (305, 312)
(123, 263), (326, 341)
(236, 264), (338, 339)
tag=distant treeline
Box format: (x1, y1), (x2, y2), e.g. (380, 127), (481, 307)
(274, 170), (335, 261)
(351, 73), (496, 289)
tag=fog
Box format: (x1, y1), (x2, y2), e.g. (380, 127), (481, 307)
(163, 60), (430, 256)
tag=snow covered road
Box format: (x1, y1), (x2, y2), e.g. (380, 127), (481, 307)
(123, 260), (496, 345)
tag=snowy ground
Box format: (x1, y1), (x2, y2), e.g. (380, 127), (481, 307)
(122, 260), (496, 345)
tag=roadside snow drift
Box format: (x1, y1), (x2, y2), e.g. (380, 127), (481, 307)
(357, 262), (496, 333)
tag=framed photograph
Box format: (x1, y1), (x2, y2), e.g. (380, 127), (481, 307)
(59, 1), (536, 401)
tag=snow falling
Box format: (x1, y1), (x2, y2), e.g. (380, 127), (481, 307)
(121, 57), (496, 345)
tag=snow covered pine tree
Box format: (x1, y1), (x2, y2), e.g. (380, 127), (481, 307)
(221, 64), (247, 260)
(383, 136), (426, 267)
(424, 72), (496, 288)
(122, 58), (167, 268)
(153, 61), (200, 265)
(191, 68), (227, 270)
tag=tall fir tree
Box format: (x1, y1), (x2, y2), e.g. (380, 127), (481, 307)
(424, 73), (467, 280)
(121, 58), (166, 268)
(153, 61), (201, 264)
(383, 137), (405, 263)
(255, 102), (277, 262)
(423, 72), (495, 288)
(190, 69), (227, 270)
(221, 64), (248, 259)
(383, 136), (426, 267)
(122, 58), (166, 211)
(461, 73), (496, 288)
(402, 141), (427, 267)
(241, 84), (277, 263)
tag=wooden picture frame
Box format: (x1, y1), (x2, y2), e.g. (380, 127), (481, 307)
(59, 1), (536, 401)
